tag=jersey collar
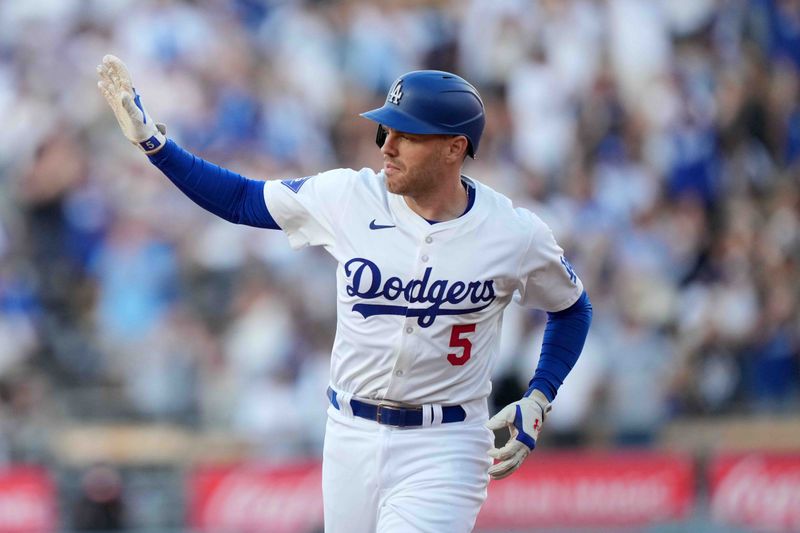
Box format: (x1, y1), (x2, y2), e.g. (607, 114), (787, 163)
(386, 174), (485, 235)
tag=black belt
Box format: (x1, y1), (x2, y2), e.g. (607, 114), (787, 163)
(327, 387), (466, 427)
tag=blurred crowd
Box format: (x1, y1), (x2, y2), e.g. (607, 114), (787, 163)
(0, 0), (798, 466)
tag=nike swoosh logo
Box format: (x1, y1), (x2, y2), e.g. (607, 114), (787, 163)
(369, 219), (396, 230)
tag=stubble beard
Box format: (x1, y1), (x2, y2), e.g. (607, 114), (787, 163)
(386, 152), (444, 198)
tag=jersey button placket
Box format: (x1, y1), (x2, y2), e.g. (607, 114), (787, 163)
(390, 232), (434, 396)
(390, 305), (415, 394)
(420, 235), (433, 265)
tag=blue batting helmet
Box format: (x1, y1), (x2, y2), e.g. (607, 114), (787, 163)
(360, 70), (485, 158)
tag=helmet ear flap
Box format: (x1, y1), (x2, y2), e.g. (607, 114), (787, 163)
(375, 125), (387, 149)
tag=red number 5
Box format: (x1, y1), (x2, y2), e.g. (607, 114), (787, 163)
(447, 324), (476, 366)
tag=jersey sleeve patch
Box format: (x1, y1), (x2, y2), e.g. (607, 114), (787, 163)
(281, 176), (311, 193)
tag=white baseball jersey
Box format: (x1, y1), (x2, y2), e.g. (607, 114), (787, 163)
(263, 168), (582, 406)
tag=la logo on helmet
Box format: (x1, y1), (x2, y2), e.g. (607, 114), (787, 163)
(387, 79), (403, 105)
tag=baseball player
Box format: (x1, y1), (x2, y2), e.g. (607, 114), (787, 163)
(97, 55), (592, 533)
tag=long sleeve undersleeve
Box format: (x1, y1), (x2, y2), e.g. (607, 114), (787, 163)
(147, 139), (280, 229)
(527, 290), (593, 402)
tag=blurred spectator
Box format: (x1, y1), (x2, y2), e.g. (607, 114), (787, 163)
(0, 266), (39, 377)
(90, 212), (178, 346)
(72, 464), (126, 531)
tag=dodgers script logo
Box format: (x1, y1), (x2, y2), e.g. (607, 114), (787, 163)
(344, 258), (496, 328)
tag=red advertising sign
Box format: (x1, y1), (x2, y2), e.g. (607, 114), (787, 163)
(709, 453), (800, 532)
(188, 462), (323, 533)
(0, 466), (56, 533)
(477, 452), (694, 529)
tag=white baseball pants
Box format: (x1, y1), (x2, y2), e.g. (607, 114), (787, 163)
(322, 402), (493, 533)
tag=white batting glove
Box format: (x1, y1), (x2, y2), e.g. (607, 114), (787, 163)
(486, 389), (551, 480)
(96, 54), (166, 154)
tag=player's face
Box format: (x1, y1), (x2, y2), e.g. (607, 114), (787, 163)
(379, 126), (453, 196)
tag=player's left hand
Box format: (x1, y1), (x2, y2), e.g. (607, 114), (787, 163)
(486, 389), (551, 480)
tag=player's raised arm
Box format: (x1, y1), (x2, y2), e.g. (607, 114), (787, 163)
(96, 54), (279, 229)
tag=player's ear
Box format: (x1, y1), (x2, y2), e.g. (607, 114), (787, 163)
(445, 135), (468, 163)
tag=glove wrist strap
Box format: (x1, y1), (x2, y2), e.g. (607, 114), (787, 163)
(136, 130), (166, 154)
(524, 385), (550, 400)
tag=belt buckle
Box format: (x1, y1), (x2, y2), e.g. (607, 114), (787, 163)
(376, 403), (404, 427)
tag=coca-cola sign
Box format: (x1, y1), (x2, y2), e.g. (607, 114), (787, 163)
(0, 467), (56, 533)
(709, 453), (800, 532)
(188, 462), (323, 533)
(477, 452), (694, 529)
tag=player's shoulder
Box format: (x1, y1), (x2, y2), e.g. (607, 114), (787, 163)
(314, 167), (382, 187)
(470, 177), (550, 234)
(275, 167), (380, 194)
(309, 166), (378, 184)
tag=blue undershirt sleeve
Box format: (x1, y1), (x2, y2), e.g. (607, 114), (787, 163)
(147, 139), (280, 229)
(526, 290), (593, 402)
